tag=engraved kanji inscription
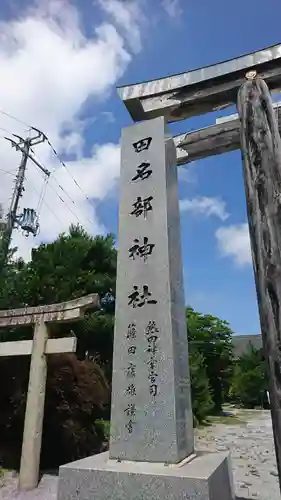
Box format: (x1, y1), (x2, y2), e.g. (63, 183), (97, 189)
(130, 196), (153, 218)
(127, 322), (137, 340)
(126, 362), (136, 378)
(125, 420), (134, 434)
(145, 320), (159, 336)
(129, 237), (155, 262)
(128, 285), (157, 308)
(147, 335), (159, 354)
(125, 384), (136, 397)
(132, 137), (152, 153)
(131, 162), (152, 182)
(149, 384), (158, 397)
(124, 403), (136, 418)
(145, 320), (160, 399)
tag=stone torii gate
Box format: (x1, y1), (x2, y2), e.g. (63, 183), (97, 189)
(0, 293), (99, 491)
(117, 42), (281, 492)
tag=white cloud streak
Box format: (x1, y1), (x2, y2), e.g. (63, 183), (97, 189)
(161, 0), (183, 18)
(180, 196), (229, 221)
(98, 0), (144, 53)
(215, 223), (252, 266)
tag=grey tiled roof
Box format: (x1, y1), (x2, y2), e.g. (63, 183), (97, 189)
(232, 334), (262, 357)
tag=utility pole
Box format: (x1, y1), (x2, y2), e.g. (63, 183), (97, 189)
(0, 130), (50, 271)
(3, 138), (30, 262)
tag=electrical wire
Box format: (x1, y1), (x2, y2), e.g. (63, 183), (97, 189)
(30, 148), (98, 231)
(0, 109), (34, 131)
(0, 167), (18, 177)
(45, 137), (93, 201)
(0, 109), (104, 216)
(0, 126), (17, 137)
(36, 175), (49, 214)
(0, 117), (93, 242)
(0, 109), (106, 231)
(43, 135), (107, 218)
(28, 176), (65, 228)
(47, 180), (86, 227)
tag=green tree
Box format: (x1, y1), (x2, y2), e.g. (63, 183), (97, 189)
(0, 225), (116, 373)
(189, 349), (214, 425)
(187, 307), (233, 413)
(0, 225), (116, 468)
(230, 347), (267, 408)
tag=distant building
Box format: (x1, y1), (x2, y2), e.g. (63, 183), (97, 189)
(232, 334), (262, 358)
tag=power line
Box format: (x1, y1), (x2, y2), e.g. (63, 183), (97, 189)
(47, 180), (86, 227)
(30, 148), (98, 231)
(0, 126), (17, 136)
(29, 149), (93, 228)
(0, 109), (34, 131)
(0, 108), (104, 217)
(0, 109), (106, 233)
(43, 136), (105, 216)
(0, 167), (18, 177)
(27, 175), (64, 229)
(45, 137), (92, 199)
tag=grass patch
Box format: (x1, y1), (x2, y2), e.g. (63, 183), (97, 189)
(0, 468), (7, 486)
(207, 415), (245, 425)
(95, 419), (110, 440)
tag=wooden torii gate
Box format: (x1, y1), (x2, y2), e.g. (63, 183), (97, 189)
(0, 293), (100, 491)
(118, 42), (281, 492)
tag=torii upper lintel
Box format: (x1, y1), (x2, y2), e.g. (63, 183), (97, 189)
(117, 43), (281, 123)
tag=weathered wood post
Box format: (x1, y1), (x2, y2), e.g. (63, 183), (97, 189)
(0, 293), (99, 491)
(237, 74), (281, 492)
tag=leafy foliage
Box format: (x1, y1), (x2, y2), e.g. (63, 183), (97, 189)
(0, 225), (116, 468)
(0, 225), (116, 366)
(189, 349), (214, 425)
(0, 354), (110, 469)
(229, 347), (267, 408)
(187, 307), (233, 413)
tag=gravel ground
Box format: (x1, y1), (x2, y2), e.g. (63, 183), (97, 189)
(0, 473), (58, 500)
(0, 409), (279, 500)
(195, 409), (279, 499)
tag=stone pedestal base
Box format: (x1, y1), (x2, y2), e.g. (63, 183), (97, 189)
(57, 451), (235, 500)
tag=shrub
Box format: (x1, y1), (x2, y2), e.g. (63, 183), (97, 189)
(0, 354), (110, 469)
(189, 349), (214, 425)
(229, 347), (267, 408)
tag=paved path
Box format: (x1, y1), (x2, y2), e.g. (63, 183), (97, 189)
(0, 410), (279, 500)
(0, 474), (58, 500)
(195, 409), (279, 499)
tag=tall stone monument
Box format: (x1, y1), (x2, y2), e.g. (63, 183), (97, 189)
(57, 117), (234, 500)
(109, 116), (193, 464)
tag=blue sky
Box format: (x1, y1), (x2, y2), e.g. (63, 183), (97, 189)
(94, 0), (281, 334)
(1, 0), (281, 334)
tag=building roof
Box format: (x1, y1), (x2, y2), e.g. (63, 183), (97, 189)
(232, 334), (262, 357)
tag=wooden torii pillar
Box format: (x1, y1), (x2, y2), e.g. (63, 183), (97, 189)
(0, 293), (100, 491)
(117, 42), (281, 492)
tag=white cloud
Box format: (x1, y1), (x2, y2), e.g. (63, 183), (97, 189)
(0, 0), (140, 260)
(100, 111), (115, 123)
(161, 0), (183, 17)
(98, 0), (144, 53)
(215, 223), (252, 266)
(180, 196), (229, 221)
(178, 163), (197, 184)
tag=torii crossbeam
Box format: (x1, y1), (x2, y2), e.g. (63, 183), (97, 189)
(175, 101), (281, 165)
(118, 42), (281, 122)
